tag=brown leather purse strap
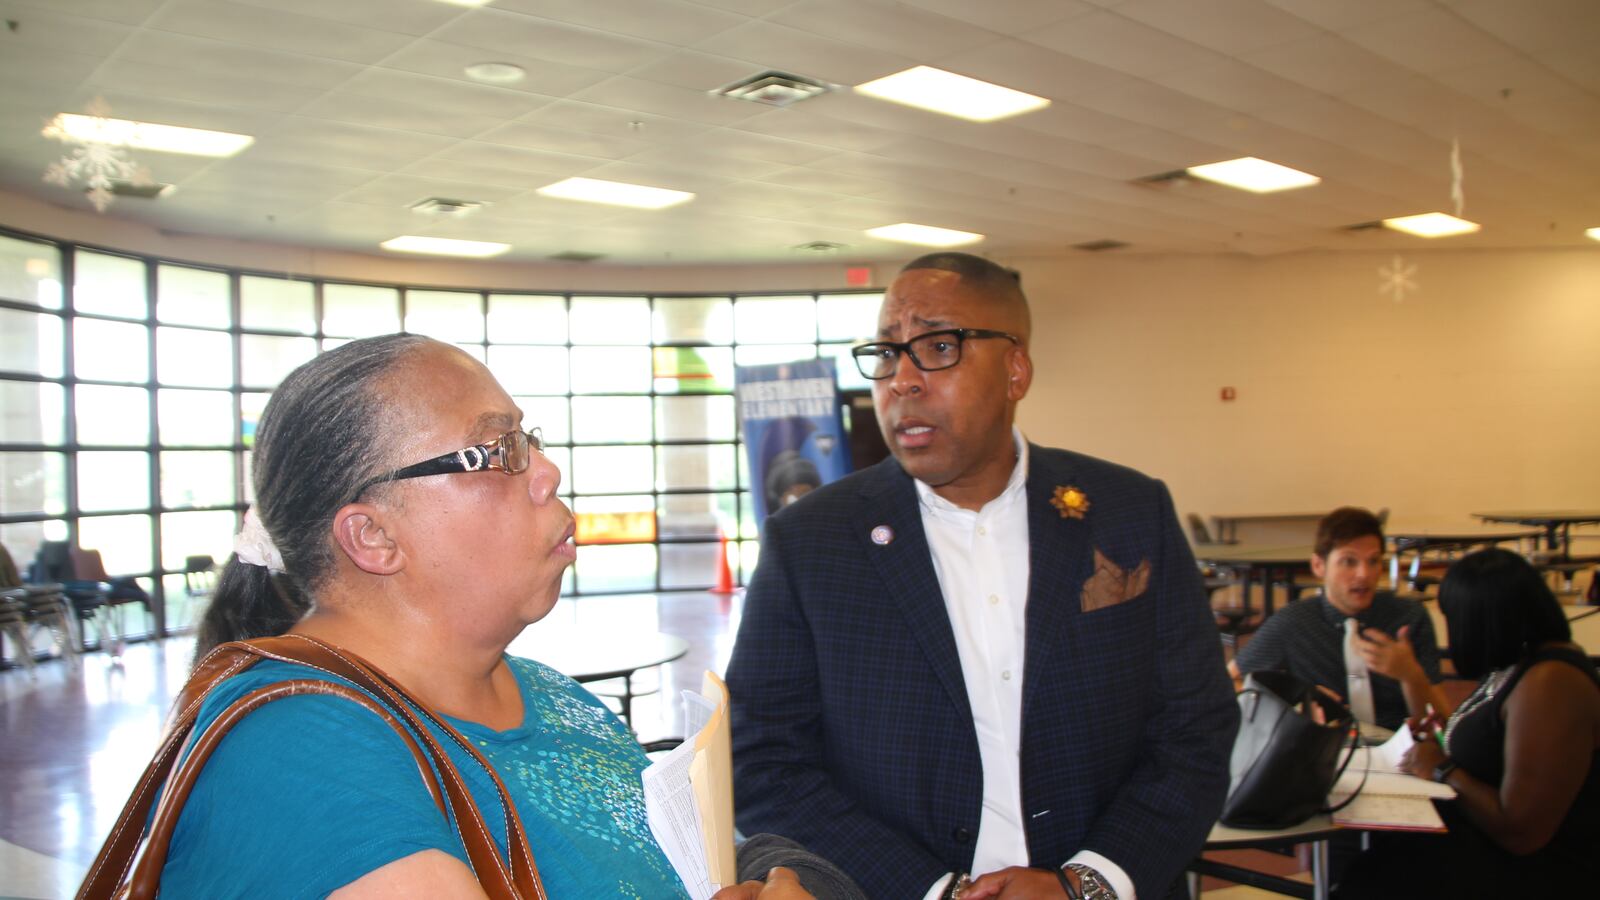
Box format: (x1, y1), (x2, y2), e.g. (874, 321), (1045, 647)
(78, 637), (544, 900)
(126, 679), (441, 900)
(238, 635), (545, 899)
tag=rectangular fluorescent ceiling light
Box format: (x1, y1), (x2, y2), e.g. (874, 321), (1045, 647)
(855, 66), (1049, 122)
(43, 113), (253, 157)
(865, 223), (984, 247)
(536, 177), (693, 210)
(1382, 212), (1481, 238)
(380, 236), (511, 258)
(1586, 227), (1600, 242)
(1185, 157), (1319, 192)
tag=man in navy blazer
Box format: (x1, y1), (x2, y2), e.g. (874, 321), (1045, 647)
(727, 253), (1238, 900)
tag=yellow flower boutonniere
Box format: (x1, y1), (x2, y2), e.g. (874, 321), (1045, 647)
(1051, 485), (1090, 520)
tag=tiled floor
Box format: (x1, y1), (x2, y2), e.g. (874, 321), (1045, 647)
(1, 589), (1300, 899)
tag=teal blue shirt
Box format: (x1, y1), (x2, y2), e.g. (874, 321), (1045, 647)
(158, 656), (687, 898)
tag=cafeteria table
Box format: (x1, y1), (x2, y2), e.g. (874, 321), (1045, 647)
(1386, 527), (1541, 588)
(1210, 513), (1324, 545)
(1192, 544), (1314, 617)
(1473, 510), (1600, 559)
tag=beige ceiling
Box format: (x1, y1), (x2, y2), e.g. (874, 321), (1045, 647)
(1, 0), (1597, 265)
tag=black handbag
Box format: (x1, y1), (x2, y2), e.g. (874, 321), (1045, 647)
(1221, 670), (1361, 829)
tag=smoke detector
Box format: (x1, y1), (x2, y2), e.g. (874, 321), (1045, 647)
(714, 71), (833, 107)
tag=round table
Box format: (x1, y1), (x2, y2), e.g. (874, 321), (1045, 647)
(507, 627), (690, 728)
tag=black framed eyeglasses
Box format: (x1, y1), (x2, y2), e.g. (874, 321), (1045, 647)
(350, 427), (544, 502)
(850, 328), (1020, 380)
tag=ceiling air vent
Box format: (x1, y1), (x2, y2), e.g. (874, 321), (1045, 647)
(714, 71), (833, 107)
(410, 197), (484, 217)
(109, 180), (175, 199)
(1132, 169), (1189, 186)
(548, 250), (606, 262)
(1073, 239), (1128, 252)
(792, 240), (847, 253)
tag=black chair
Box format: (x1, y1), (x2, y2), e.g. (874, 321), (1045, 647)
(1, 543), (77, 669)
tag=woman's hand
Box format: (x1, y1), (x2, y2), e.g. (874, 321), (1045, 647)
(1400, 735), (1446, 780)
(711, 866), (812, 900)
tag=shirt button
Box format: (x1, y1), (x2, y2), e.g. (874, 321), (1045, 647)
(988, 594), (1000, 606)
(977, 525), (987, 536)
(1001, 670), (1012, 681)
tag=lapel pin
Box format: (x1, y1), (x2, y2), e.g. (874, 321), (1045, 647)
(871, 525), (894, 545)
(1050, 485), (1091, 520)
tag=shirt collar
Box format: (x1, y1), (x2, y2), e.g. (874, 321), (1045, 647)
(913, 426), (1029, 516)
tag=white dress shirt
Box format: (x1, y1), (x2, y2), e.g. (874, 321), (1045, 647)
(916, 429), (1135, 900)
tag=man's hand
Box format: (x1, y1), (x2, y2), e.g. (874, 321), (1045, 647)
(963, 866), (1072, 899)
(1356, 624), (1422, 681)
(1400, 734), (1447, 781)
(710, 867), (813, 900)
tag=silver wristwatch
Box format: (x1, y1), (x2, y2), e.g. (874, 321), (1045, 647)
(1063, 863), (1118, 900)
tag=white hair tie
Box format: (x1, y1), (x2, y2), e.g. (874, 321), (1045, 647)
(234, 507), (286, 575)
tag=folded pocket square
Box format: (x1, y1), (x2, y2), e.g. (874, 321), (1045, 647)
(1081, 548), (1151, 612)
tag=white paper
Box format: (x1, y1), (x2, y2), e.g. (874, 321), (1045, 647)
(1375, 725), (1415, 771)
(643, 738), (714, 899)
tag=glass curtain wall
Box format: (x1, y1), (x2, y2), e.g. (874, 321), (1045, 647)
(0, 227), (881, 639)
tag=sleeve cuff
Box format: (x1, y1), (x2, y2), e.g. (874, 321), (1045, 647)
(1066, 851), (1135, 900)
(923, 873), (955, 900)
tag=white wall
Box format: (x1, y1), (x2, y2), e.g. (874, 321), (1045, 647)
(7, 188), (1598, 533)
(1010, 249), (1600, 531)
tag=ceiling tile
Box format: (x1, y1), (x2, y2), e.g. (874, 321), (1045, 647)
(377, 39), (613, 98)
(934, 38), (1130, 101)
(1241, 33), (1420, 96)
(228, 0), (468, 35)
(898, 0), (1098, 36)
(691, 21), (916, 86)
(1161, 59), (1325, 114)
(476, 119), (644, 160)
(89, 58), (323, 114)
(421, 141), (600, 178)
(1341, 8), (1518, 74)
(570, 76), (771, 127)
(5, 0), (168, 27)
(520, 101), (711, 146)
(493, 0), (749, 46)
(1445, 0), (1600, 54)
(1114, 0), (1324, 55)
(1261, 0), (1434, 31)
(431, 8), (675, 73)
(148, 0), (420, 64)
(768, 0), (1003, 60)
(1025, 11), (1229, 78)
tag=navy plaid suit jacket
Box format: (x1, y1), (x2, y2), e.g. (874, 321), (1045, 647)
(727, 445), (1238, 899)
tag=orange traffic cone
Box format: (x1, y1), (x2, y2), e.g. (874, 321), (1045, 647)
(711, 530), (736, 594)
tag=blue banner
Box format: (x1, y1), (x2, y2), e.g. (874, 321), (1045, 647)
(735, 358), (852, 522)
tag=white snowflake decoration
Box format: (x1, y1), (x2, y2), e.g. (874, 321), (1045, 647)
(1378, 255), (1418, 303)
(41, 98), (151, 212)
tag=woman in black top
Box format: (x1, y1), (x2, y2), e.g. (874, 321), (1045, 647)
(1336, 548), (1600, 897)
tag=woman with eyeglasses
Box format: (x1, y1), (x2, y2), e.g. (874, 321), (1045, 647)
(117, 335), (841, 899)
(1333, 548), (1600, 897)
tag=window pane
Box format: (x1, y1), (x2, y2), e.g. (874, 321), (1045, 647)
(573, 544), (656, 593)
(658, 492), (736, 538)
(660, 542), (723, 590)
(0, 309), (65, 377)
(735, 296), (815, 344)
(0, 451), (67, 515)
(78, 451), (150, 512)
(241, 334), (316, 388)
(734, 344), (815, 366)
(241, 392), (269, 447)
(160, 451), (235, 509)
(0, 381), (66, 444)
(488, 294), (566, 344)
(570, 297), (650, 345)
(515, 397), (569, 445)
(654, 297), (732, 344)
(157, 264), (230, 327)
(574, 494), (656, 545)
(241, 275), (315, 334)
(74, 318), (148, 382)
(78, 514), (153, 575)
(571, 445), (652, 494)
(75, 385), (150, 446)
(653, 346), (733, 394)
(405, 289), (483, 342)
(159, 389), (234, 447)
(656, 447), (737, 491)
(157, 327), (233, 387)
(1, 519), (68, 574)
(323, 283), (399, 337)
(73, 250), (147, 319)
(160, 509), (236, 571)
(572, 397), (652, 444)
(819, 344), (869, 391)
(656, 395), (736, 442)
(0, 234), (63, 308)
(817, 293), (882, 342)
(487, 345), (568, 395)
(570, 347), (650, 394)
